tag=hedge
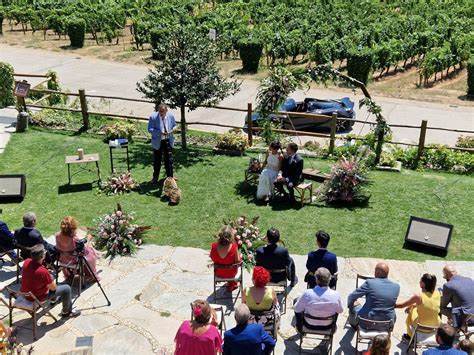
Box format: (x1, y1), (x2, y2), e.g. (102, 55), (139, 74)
(347, 47), (374, 85)
(0, 62), (15, 109)
(66, 17), (86, 48)
(239, 40), (263, 73)
(467, 57), (474, 96)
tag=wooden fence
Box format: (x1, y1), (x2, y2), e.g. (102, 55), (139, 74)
(12, 73), (474, 159)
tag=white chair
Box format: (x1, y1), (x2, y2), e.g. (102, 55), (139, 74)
(408, 323), (438, 354)
(355, 317), (393, 353)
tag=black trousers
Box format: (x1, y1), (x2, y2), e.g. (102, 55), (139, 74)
(275, 180), (295, 199)
(153, 140), (173, 179)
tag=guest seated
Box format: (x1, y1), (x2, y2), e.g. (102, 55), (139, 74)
(175, 299), (222, 355)
(347, 262), (400, 328)
(243, 267), (278, 312)
(223, 304), (276, 355)
(396, 273), (441, 340)
(441, 265), (474, 328)
(255, 228), (297, 287)
(210, 226), (240, 292)
(362, 334), (391, 355)
(294, 267), (343, 331)
(274, 143), (303, 203)
(422, 324), (467, 354)
(21, 244), (80, 317)
(14, 212), (57, 264)
(55, 216), (101, 282)
(305, 230), (338, 289)
(0, 219), (18, 259)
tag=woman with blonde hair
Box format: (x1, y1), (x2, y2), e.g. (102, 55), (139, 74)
(55, 216), (101, 282)
(210, 225), (240, 292)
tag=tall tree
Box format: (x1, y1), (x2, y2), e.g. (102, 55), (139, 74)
(137, 25), (240, 149)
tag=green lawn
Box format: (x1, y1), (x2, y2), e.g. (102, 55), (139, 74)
(1, 128), (473, 261)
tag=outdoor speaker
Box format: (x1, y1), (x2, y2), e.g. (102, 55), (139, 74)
(0, 175), (27, 202)
(404, 216), (453, 251)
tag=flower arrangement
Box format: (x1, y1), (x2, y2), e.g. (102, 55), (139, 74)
(222, 216), (266, 272)
(318, 156), (371, 205)
(248, 157), (262, 173)
(0, 335), (33, 355)
(100, 172), (138, 195)
(92, 204), (150, 259)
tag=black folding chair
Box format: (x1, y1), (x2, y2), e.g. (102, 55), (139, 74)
(408, 323), (438, 354)
(355, 317), (394, 353)
(297, 313), (338, 354)
(212, 262), (243, 301)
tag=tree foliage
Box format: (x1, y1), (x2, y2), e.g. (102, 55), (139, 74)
(0, 61), (15, 109)
(137, 25), (240, 149)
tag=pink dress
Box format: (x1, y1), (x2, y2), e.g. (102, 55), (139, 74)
(55, 232), (101, 281)
(175, 320), (222, 355)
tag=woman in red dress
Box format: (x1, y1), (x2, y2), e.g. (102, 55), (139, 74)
(210, 225), (240, 292)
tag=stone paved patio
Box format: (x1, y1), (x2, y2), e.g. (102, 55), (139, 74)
(1, 245), (473, 355)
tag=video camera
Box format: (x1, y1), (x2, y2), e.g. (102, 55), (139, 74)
(75, 238), (88, 254)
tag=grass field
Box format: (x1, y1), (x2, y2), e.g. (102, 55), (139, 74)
(0, 128), (473, 261)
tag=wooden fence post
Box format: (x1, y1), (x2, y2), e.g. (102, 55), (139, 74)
(247, 103), (253, 147)
(416, 120), (428, 164)
(328, 112), (337, 155)
(78, 89), (89, 130)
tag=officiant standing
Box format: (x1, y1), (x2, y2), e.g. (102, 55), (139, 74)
(148, 103), (177, 184)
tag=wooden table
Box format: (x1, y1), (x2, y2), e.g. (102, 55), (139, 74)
(65, 153), (101, 185)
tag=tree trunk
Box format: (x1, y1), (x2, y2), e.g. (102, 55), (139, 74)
(180, 104), (187, 150)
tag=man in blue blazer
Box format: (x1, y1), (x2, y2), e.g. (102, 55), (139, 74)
(441, 264), (474, 328)
(148, 103), (177, 184)
(223, 304), (276, 355)
(305, 230), (338, 289)
(347, 262), (400, 328)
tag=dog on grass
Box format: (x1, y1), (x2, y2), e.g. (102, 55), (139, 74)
(163, 177), (181, 205)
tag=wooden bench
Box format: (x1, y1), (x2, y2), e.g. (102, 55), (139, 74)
(303, 168), (330, 183)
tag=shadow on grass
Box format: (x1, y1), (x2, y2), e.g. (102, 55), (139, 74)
(127, 143), (216, 171)
(137, 181), (163, 198)
(58, 183), (93, 194)
(402, 241), (448, 258)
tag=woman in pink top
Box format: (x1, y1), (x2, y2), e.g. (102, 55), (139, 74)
(55, 216), (101, 282)
(175, 299), (222, 355)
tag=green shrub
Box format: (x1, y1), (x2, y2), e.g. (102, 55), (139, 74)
(455, 135), (474, 148)
(467, 57), (474, 96)
(347, 47), (374, 85)
(150, 27), (168, 60)
(46, 70), (66, 106)
(66, 17), (86, 48)
(239, 39), (263, 73)
(0, 62), (15, 109)
(103, 121), (138, 142)
(215, 130), (248, 151)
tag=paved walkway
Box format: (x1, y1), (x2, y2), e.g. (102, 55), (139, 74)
(1, 245), (472, 354)
(0, 108), (16, 154)
(1, 44), (473, 147)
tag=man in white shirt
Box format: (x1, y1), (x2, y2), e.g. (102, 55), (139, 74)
(294, 267), (343, 331)
(147, 103), (177, 184)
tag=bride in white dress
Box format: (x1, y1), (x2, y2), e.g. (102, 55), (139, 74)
(257, 141), (284, 201)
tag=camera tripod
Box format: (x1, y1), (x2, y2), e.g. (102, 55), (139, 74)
(64, 251), (111, 306)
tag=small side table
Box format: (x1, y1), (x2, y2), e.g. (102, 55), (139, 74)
(109, 142), (130, 173)
(65, 153), (101, 185)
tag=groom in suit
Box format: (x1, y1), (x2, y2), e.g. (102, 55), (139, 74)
(275, 143), (304, 203)
(148, 103), (177, 184)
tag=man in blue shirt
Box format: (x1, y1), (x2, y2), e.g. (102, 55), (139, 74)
(422, 324), (467, 354)
(305, 230), (338, 289)
(0, 220), (17, 259)
(223, 304), (275, 355)
(148, 103), (177, 184)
